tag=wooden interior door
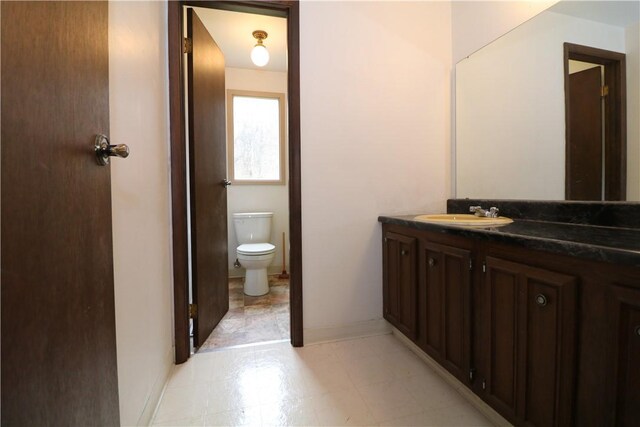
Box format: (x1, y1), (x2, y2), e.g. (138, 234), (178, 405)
(567, 66), (603, 200)
(186, 8), (229, 347)
(1, 2), (120, 424)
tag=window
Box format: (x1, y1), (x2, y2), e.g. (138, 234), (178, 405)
(227, 90), (286, 185)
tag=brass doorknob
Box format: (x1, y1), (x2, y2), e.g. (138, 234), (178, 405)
(95, 134), (129, 166)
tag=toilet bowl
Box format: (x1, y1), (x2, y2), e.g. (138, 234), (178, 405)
(233, 212), (275, 296)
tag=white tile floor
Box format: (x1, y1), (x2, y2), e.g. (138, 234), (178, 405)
(152, 333), (494, 426)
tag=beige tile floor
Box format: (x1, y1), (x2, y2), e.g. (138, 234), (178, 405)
(199, 277), (290, 351)
(152, 333), (494, 426)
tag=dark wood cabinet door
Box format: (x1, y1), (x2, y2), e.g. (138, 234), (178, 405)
(610, 285), (640, 427)
(383, 231), (418, 339)
(420, 241), (471, 384)
(421, 245), (443, 357)
(482, 257), (520, 422)
(516, 264), (577, 427)
(482, 256), (577, 427)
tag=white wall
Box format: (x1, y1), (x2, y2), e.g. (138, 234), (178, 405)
(109, 2), (174, 425)
(300, 1), (452, 336)
(456, 11), (626, 200)
(627, 22), (640, 200)
(452, 1), (557, 63)
(225, 67), (290, 276)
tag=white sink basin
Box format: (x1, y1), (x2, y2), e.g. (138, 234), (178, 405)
(414, 213), (513, 227)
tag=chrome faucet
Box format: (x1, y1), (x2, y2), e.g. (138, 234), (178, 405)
(469, 206), (500, 218)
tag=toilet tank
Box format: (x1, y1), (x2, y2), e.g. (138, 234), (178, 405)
(233, 212), (273, 244)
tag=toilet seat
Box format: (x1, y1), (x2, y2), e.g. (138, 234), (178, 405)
(237, 243), (275, 256)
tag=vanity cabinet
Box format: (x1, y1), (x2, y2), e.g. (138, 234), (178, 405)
(382, 231), (418, 340)
(381, 222), (640, 427)
(383, 225), (473, 384)
(608, 285), (640, 426)
(478, 256), (577, 426)
(575, 275), (640, 427)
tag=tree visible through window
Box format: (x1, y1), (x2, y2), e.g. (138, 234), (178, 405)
(227, 90), (285, 184)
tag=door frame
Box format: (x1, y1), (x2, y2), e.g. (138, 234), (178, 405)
(168, 0), (303, 364)
(563, 42), (627, 200)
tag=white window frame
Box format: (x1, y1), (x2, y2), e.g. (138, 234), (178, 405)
(226, 89), (286, 185)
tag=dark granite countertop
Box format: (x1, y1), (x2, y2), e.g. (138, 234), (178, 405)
(378, 214), (640, 268)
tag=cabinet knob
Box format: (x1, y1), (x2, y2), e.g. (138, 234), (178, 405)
(401, 249), (407, 256)
(428, 258), (437, 267)
(635, 325), (640, 337)
(535, 294), (548, 307)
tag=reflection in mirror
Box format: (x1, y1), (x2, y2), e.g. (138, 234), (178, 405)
(564, 43), (626, 201)
(456, 1), (639, 201)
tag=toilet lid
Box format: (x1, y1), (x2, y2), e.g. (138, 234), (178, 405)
(237, 243), (275, 256)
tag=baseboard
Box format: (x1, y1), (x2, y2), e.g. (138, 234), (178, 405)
(138, 346), (174, 426)
(391, 327), (512, 427)
(304, 318), (392, 345)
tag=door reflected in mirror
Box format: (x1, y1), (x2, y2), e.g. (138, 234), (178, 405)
(456, 0), (639, 201)
(564, 43), (626, 201)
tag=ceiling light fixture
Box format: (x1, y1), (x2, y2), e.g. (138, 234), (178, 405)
(251, 30), (269, 67)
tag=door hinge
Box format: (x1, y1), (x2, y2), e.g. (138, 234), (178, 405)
(189, 303), (198, 319)
(183, 37), (193, 54)
(601, 85), (609, 97)
(482, 261), (486, 273)
(469, 368), (476, 381)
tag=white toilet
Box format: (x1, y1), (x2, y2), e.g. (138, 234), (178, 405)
(233, 212), (276, 296)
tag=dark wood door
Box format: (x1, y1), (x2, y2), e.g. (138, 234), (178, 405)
(186, 8), (229, 347)
(383, 231), (418, 339)
(1, 2), (120, 425)
(482, 256), (576, 426)
(420, 240), (471, 384)
(567, 66), (603, 200)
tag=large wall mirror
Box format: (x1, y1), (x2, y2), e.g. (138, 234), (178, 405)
(456, 1), (639, 201)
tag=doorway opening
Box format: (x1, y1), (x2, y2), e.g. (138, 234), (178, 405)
(168, 1), (302, 364)
(564, 42), (627, 200)
(195, 8), (290, 351)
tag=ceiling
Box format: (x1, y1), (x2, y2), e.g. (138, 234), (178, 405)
(191, 7), (287, 72)
(550, 1), (640, 28)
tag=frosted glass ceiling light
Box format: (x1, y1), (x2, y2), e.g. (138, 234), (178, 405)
(251, 30), (269, 67)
